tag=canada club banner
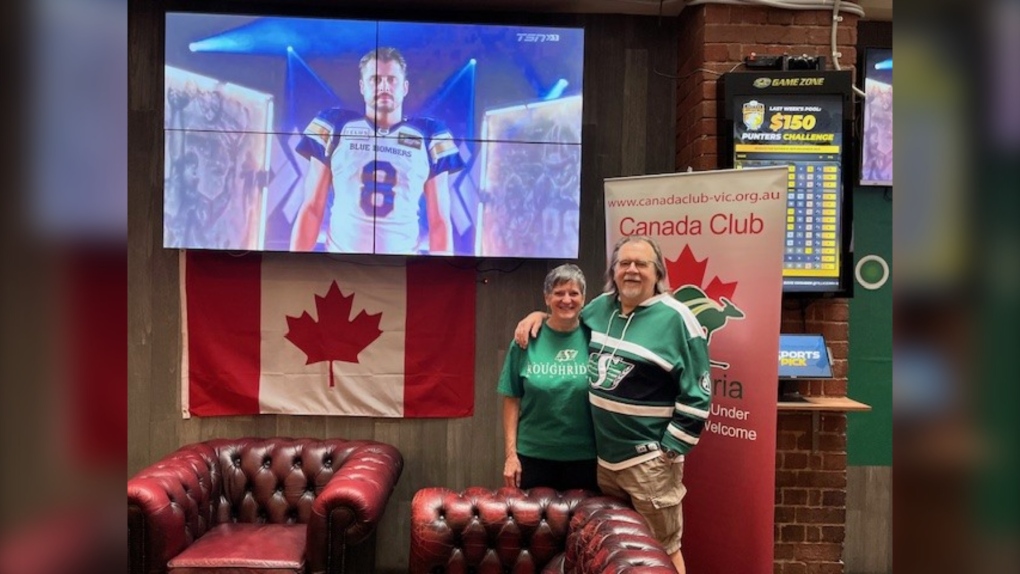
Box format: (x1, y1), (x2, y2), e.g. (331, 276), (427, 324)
(180, 251), (475, 418)
(604, 167), (787, 574)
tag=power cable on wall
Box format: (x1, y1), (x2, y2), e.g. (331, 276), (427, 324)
(680, 0), (868, 97)
(611, 0), (865, 15)
(683, 0), (865, 17)
(829, 0), (868, 97)
(643, 0), (867, 82)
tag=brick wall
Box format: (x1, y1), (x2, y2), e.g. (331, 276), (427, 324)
(676, 4), (858, 171)
(674, 5), (857, 573)
(776, 298), (850, 574)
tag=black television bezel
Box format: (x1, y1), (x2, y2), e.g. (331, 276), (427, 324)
(719, 70), (855, 298)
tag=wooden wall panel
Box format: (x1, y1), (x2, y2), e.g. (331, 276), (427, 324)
(128, 3), (677, 571)
(621, 47), (650, 176)
(127, 0), (163, 473)
(845, 465), (893, 574)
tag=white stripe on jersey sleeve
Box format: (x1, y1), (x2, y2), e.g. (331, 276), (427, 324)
(667, 424), (700, 446)
(660, 296), (708, 340)
(674, 402), (709, 420)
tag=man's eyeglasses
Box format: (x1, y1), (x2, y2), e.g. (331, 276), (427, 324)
(616, 259), (653, 270)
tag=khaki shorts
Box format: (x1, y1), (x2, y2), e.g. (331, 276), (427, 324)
(597, 456), (686, 554)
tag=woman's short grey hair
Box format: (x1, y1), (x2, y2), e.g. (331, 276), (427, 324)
(603, 235), (669, 295)
(544, 264), (586, 296)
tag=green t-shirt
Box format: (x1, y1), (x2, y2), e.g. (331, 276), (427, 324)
(497, 324), (596, 461)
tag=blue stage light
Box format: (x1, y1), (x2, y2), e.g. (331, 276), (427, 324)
(283, 46), (344, 130)
(186, 18), (377, 57)
(543, 79), (568, 100)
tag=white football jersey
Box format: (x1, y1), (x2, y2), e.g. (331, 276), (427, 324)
(298, 109), (463, 254)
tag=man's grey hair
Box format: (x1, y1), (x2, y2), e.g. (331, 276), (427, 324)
(544, 264), (586, 297)
(603, 235), (669, 295)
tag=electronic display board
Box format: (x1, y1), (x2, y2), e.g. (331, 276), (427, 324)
(722, 71), (854, 295)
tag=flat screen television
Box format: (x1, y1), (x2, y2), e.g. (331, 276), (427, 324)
(777, 334), (833, 379)
(163, 13), (585, 257)
(859, 48), (892, 187)
(720, 70), (855, 296)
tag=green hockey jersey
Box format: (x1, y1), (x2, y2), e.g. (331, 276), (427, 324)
(582, 292), (712, 469)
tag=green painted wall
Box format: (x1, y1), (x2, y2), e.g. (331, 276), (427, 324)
(847, 186), (893, 466)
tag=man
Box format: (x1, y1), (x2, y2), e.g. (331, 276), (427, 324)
(291, 47), (464, 254)
(517, 236), (711, 574)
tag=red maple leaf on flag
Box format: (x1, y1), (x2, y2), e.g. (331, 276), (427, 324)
(665, 245), (738, 302)
(284, 281), (383, 388)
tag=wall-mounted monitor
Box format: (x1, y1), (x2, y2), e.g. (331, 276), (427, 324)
(720, 70), (855, 296)
(859, 48), (892, 187)
(163, 13), (584, 257)
(777, 334), (833, 379)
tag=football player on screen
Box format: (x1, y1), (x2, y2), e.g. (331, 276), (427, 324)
(291, 47), (465, 255)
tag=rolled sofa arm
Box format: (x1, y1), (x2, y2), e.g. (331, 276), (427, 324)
(305, 441), (404, 574)
(128, 444), (219, 574)
(564, 499), (675, 573)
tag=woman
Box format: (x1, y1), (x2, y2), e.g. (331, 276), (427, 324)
(497, 264), (598, 491)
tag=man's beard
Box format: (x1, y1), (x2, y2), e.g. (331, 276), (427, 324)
(618, 280), (645, 301)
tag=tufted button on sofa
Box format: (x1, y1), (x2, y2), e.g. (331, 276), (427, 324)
(409, 486), (675, 573)
(128, 437), (403, 574)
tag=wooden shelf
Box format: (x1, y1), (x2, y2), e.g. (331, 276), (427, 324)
(777, 396), (872, 412)
(776, 396), (872, 451)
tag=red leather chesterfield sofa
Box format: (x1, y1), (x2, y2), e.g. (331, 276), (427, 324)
(128, 437), (403, 574)
(409, 486), (675, 573)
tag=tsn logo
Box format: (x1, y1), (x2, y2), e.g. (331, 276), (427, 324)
(517, 33), (560, 42)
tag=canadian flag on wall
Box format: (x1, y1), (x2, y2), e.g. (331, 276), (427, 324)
(180, 251), (475, 418)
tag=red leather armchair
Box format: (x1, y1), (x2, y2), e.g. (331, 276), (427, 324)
(409, 487), (674, 573)
(128, 437), (403, 574)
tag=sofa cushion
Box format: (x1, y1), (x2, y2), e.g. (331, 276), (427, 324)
(541, 553), (566, 573)
(167, 523), (305, 574)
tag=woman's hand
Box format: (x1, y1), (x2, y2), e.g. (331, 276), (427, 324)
(503, 454), (522, 488)
(513, 312), (548, 348)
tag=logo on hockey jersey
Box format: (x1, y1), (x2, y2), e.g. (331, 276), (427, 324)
(555, 349), (578, 362)
(588, 352), (635, 391)
(397, 132), (422, 149)
(699, 371), (712, 394)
